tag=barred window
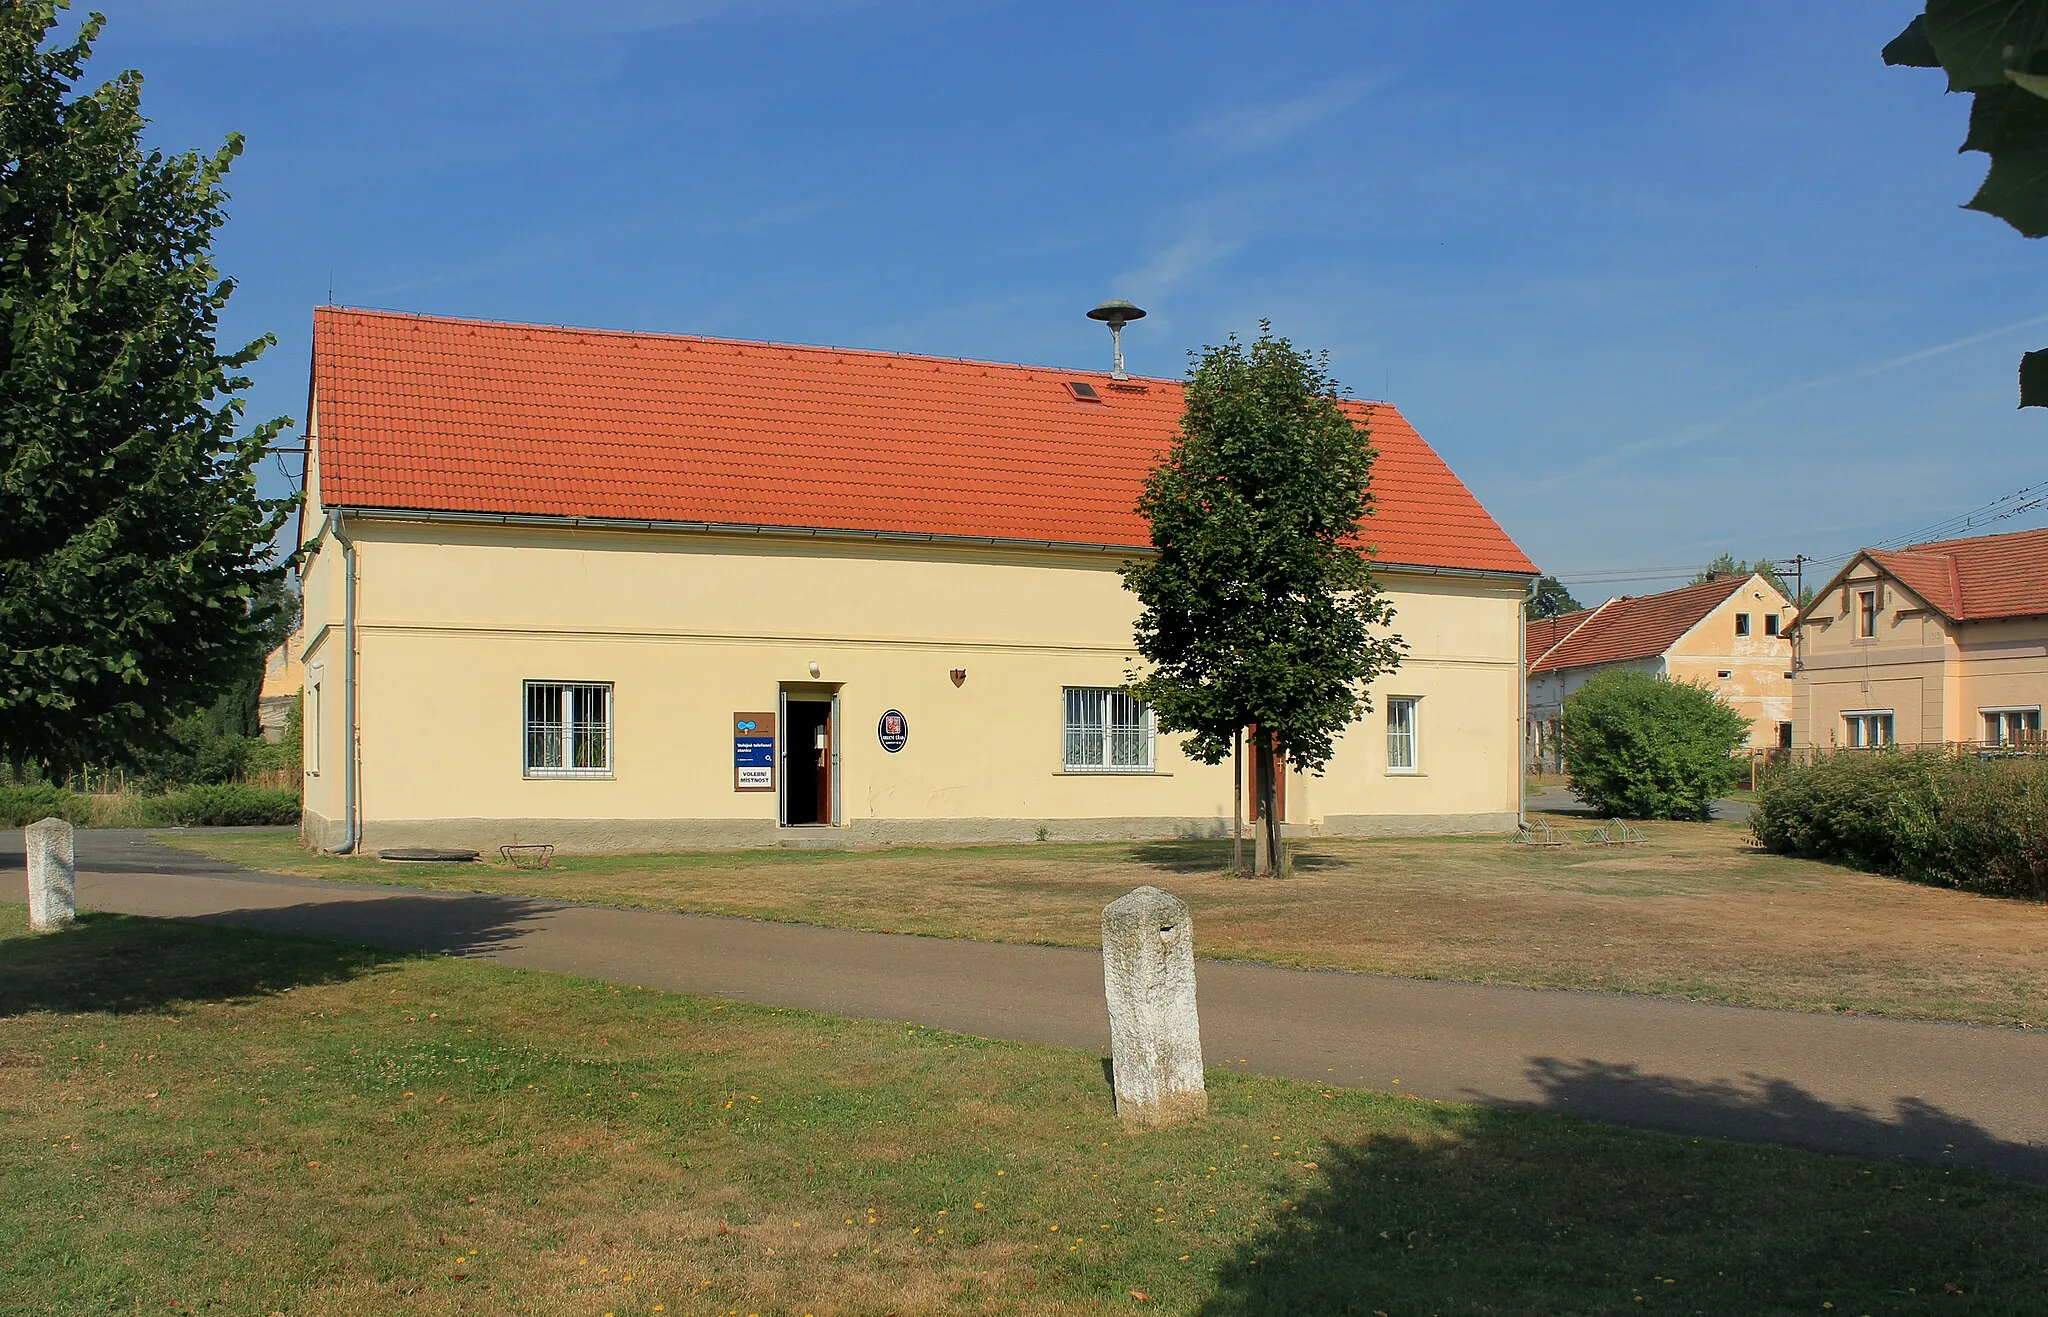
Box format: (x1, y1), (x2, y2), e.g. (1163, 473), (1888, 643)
(524, 681), (613, 778)
(1063, 687), (1154, 772)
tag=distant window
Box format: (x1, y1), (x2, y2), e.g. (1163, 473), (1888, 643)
(1843, 711), (1893, 749)
(1065, 381), (1102, 402)
(1777, 722), (1793, 749)
(1857, 589), (1879, 638)
(1735, 613), (1751, 637)
(1764, 614), (1781, 637)
(1063, 687), (1153, 771)
(1386, 697), (1420, 772)
(1717, 670), (1732, 679)
(1983, 707), (2043, 745)
(308, 681), (322, 776)
(524, 681), (613, 778)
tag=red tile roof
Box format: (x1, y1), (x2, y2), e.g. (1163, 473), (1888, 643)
(309, 308), (1537, 576)
(1864, 526), (2048, 621)
(1528, 576), (1750, 674)
(1527, 607), (1594, 664)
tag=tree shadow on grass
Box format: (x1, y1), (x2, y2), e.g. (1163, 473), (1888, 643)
(0, 893), (553, 1016)
(1128, 840), (1343, 876)
(1198, 1064), (2048, 1315)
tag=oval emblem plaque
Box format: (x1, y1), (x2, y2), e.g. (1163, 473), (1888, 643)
(877, 709), (909, 753)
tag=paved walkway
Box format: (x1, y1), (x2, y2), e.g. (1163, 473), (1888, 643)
(11, 830), (2047, 1182)
(1526, 786), (1753, 823)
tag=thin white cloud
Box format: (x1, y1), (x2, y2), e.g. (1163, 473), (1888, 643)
(1531, 311), (2048, 492)
(1114, 231), (1245, 303)
(1189, 73), (1387, 157)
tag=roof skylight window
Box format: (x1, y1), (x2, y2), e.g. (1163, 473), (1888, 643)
(1065, 381), (1102, 402)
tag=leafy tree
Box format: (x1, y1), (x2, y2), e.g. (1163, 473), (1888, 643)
(0, 3), (293, 769)
(1883, 2), (2048, 404)
(1525, 575), (1582, 620)
(1124, 325), (1405, 875)
(1560, 670), (1750, 822)
(1688, 553), (1793, 597)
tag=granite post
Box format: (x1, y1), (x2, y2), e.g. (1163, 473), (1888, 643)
(1101, 885), (1206, 1128)
(25, 817), (76, 932)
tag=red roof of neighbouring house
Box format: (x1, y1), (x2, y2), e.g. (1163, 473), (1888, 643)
(308, 308), (1537, 576)
(1862, 526), (2048, 621)
(1528, 607), (1594, 664)
(1528, 576), (1753, 674)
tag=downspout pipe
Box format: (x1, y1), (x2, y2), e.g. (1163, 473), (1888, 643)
(330, 512), (361, 855)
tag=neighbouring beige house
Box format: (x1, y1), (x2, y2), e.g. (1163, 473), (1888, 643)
(1791, 526), (2048, 749)
(257, 627), (305, 743)
(1526, 573), (1796, 769)
(294, 308), (1539, 854)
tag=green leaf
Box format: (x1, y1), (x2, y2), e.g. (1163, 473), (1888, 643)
(1883, 14), (1942, 67)
(2018, 347), (2048, 406)
(1925, 0), (2031, 91)
(1963, 77), (2048, 233)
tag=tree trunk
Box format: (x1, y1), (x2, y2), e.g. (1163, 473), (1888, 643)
(1253, 736), (1286, 877)
(1232, 727), (1245, 874)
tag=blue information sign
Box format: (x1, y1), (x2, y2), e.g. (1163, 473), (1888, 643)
(733, 711), (778, 791)
(877, 709), (909, 753)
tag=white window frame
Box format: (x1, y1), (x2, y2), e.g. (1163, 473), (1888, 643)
(523, 680), (615, 779)
(1062, 686), (1155, 773)
(1982, 706), (2043, 745)
(1386, 696), (1421, 773)
(1842, 709), (1894, 749)
(307, 675), (322, 777)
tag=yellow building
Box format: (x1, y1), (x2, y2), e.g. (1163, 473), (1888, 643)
(1791, 527), (2048, 749)
(1526, 573), (1796, 768)
(296, 309), (1538, 854)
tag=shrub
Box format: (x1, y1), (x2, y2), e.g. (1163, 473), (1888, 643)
(1560, 670), (1750, 820)
(143, 785), (301, 827)
(0, 784), (91, 827)
(1753, 751), (2048, 898)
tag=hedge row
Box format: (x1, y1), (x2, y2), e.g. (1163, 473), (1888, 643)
(1751, 751), (2048, 898)
(0, 784), (301, 829)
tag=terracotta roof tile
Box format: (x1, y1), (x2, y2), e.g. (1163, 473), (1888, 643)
(1865, 526), (2048, 621)
(1528, 577), (1749, 674)
(1527, 607), (1595, 664)
(310, 308), (1537, 576)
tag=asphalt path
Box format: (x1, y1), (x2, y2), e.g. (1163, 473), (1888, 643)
(7, 828), (2045, 1183)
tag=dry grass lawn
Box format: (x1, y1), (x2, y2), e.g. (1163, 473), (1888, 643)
(161, 817), (2048, 1027)
(7, 905), (2047, 1315)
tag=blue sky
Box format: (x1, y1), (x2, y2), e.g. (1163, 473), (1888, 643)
(71, 0), (2047, 600)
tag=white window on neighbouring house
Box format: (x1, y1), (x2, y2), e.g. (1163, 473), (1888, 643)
(1983, 707), (2043, 745)
(524, 681), (613, 778)
(1063, 687), (1154, 772)
(1386, 696), (1420, 772)
(1735, 613), (1751, 637)
(1857, 589), (1879, 638)
(308, 679), (322, 776)
(1843, 710), (1894, 749)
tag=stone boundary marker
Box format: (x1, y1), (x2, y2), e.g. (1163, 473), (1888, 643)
(1102, 885), (1207, 1128)
(26, 816), (77, 932)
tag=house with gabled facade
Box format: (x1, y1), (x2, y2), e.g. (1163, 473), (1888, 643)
(1526, 573), (1796, 770)
(1790, 526), (2048, 750)
(294, 308), (1539, 854)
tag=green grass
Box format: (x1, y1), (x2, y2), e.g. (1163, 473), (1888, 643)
(4, 902), (2047, 1314)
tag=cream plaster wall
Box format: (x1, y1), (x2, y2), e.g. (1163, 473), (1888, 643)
(1787, 560), (2048, 747)
(296, 515), (1525, 851)
(1664, 577), (1795, 749)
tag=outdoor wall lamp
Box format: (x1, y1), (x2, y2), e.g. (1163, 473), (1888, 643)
(808, 661), (822, 678)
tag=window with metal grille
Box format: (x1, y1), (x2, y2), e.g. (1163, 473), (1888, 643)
(1062, 687), (1154, 772)
(1386, 696), (1420, 772)
(524, 681), (613, 777)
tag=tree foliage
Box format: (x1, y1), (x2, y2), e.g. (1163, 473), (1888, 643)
(1525, 574), (1582, 620)
(1123, 326), (1405, 872)
(0, 3), (293, 767)
(1687, 553), (1789, 595)
(1883, 2), (2048, 404)
(1560, 670), (1750, 822)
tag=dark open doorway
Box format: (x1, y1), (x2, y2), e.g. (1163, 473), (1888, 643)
(782, 698), (835, 826)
